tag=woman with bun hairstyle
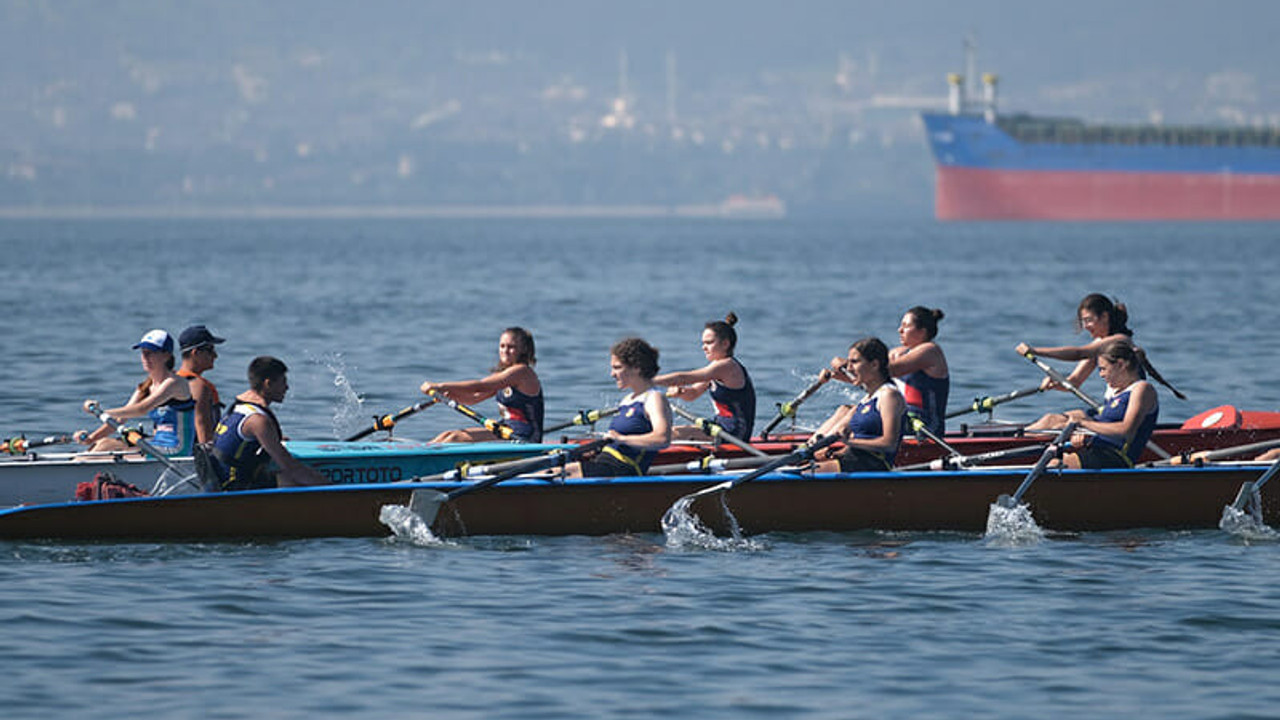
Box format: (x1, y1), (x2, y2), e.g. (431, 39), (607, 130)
(826, 306), (949, 436)
(653, 312), (756, 441)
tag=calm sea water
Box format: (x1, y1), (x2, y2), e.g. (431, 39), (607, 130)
(2, 217), (1280, 718)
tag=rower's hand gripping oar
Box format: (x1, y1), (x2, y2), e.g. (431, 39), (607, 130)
(345, 398), (440, 441)
(1017, 348), (1172, 460)
(544, 406), (620, 434)
(671, 406), (768, 458)
(407, 439), (609, 527)
(946, 386), (1045, 420)
(672, 433), (841, 506)
(759, 374), (830, 439)
(997, 421), (1077, 509)
(424, 389), (522, 442)
(1226, 454), (1280, 524)
(83, 402), (203, 493)
(1, 433), (77, 455)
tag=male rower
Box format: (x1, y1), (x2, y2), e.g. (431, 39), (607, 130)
(177, 324), (225, 444)
(208, 356), (326, 490)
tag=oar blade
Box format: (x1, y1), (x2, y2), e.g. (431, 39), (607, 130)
(408, 488), (449, 527)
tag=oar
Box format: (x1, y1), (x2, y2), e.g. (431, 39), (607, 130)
(946, 386), (1044, 419)
(1, 433), (77, 455)
(648, 454), (776, 476)
(407, 439), (609, 527)
(671, 406), (768, 458)
(669, 433), (841, 506)
(898, 442), (1048, 471)
(424, 389), (521, 442)
(906, 412), (966, 464)
(1225, 454), (1280, 522)
(1018, 349), (1172, 460)
(544, 406), (620, 434)
(759, 374), (830, 439)
(996, 421), (1077, 509)
(1153, 438), (1280, 466)
(84, 402), (203, 493)
(344, 398), (440, 441)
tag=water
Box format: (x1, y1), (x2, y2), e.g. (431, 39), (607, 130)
(2, 217), (1280, 718)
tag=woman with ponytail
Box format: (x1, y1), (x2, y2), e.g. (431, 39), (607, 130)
(653, 312), (756, 441)
(1016, 294), (1184, 419)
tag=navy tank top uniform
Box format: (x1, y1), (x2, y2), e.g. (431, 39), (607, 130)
(898, 370), (949, 437)
(209, 400), (283, 491)
(709, 358), (756, 440)
(1081, 385), (1159, 469)
(149, 394), (196, 456)
(838, 393), (903, 473)
(581, 391), (659, 477)
(497, 385), (544, 442)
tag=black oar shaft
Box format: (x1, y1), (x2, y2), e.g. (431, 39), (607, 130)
(671, 406), (767, 458)
(946, 386), (1043, 419)
(545, 407), (620, 434)
(760, 375), (828, 438)
(345, 399), (439, 441)
(1003, 422), (1077, 507)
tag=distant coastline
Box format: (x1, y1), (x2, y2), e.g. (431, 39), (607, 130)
(0, 202), (786, 221)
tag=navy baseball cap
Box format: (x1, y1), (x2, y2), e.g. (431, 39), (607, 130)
(179, 325), (226, 352)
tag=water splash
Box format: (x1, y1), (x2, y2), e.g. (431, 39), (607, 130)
(379, 503), (453, 547)
(307, 351), (366, 439)
(984, 501), (1044, 545)
(661, 494), (766, 551)
(1219, 504), (1280, 541)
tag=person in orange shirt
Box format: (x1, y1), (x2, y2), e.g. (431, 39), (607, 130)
(177, 325), (226, 444)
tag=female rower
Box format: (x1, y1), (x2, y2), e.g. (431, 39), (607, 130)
(420, 327), (544, 443)
(812, 337), (906, 472)
(570, 338), (672, 477)
(1016, 293), (1182, 430)
(78, 329), (196, 456)
(824, 306), (949, 436)
(653, 312), (756, 442)
(1034, 338), (1159, 469)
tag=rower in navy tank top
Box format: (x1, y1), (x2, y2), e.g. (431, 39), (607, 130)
(1040, 338), (1161, 470)
(812, 337), (906, 474)
(571, 338), (672, 478)
(496, 385), (544, 443)
(654, 312), (757, 443)
(1084, 385), (1159, 467)
(708, 357), (756, 439)
(600, 391), (660, 473)
(898, 369), (949, 437)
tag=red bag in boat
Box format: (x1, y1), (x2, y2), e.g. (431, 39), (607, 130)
(75, 472), (150, 501)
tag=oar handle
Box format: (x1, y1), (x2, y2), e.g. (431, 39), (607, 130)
(1019, 350), (1102, 410)
(760, 374), (829, 438)
(671, 406), (767, 458)
(427, 390), (521, 442)
(544, 407), (620, 433)
(84, 401), (188, 475)
(345, 398), (439, 441)
(945, 386), (1044, 419)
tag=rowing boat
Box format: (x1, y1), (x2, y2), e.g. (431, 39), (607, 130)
(4, 408), (1276, 507)
(0, 463), (1273, 541)
(0, 440), (570, 507)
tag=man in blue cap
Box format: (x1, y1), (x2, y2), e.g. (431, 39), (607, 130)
(178, 325), (226, 444)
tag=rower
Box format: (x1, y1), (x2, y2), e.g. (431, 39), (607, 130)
(653, 312), (756, 443)
(420, 327), (544, 443)
(78, 329), (195, 457)
(812, 337), (906, 472)
(568, 338), (672, 477)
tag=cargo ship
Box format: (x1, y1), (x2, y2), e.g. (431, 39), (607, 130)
(921, 72), (1280, 220)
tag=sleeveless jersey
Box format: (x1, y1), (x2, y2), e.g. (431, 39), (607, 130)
(210, 400), (282, 491)
(708, 358), (756, 440)
(605, 391), (660, 473)
(1088, 385), (1159, 466)
(845, 393), (904, 467)
(178, 368), (223, 424)
(149, 395), (196, 456)
(897, 370), (949, 437)
(497, 385), (544, 442)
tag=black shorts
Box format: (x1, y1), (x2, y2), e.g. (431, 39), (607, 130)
(579, 452), (644, 478)
(838, 447), (892, 473)
(1077, 444), (1132, 469)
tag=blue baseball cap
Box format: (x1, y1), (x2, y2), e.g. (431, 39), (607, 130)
(132, 329), (174, 353)
(179, 325), (225, 352)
